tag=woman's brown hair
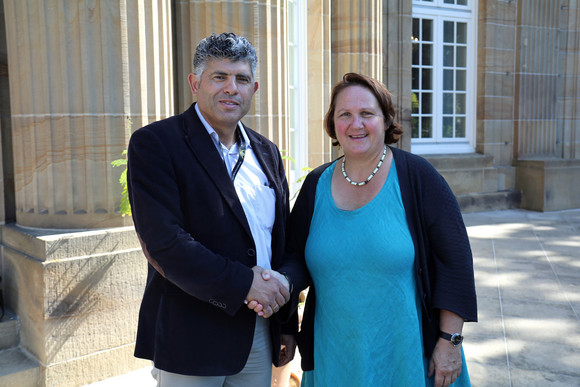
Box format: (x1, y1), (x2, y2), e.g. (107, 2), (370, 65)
(324, 73), (403, 146)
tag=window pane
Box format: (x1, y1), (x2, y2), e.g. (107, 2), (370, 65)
(443, 69), (453, 90)
(422, 19), (433, 41)
(289, 47), (295, 80)
(422, 92), (432, 114)
(413, 43), (420, 65)
(413, 18), (420, 41)
(456, 70), (466, 91)
(458, 0), (467, 5)
(456, 117), (465, 137)
(457, 23), (467, 44)
(422, 44), (432, 65)
(443, 45), (454, 67)
(422, 117), (432, 138)
(412, 92), (419, 114)
(411, 117), (419, 138)
(444, 21), (454, 43)
(456, 46), (466, 67)
(443, 93), (453, 114)
(412, 68), (419, 89)
(456, 93), (466, 114)
(289, 87), (296, 127)
(443, 117), (453, 137)
(444, 0), (454, 3)
(422, 68), (432, 89)
(289, 3), (296, 38)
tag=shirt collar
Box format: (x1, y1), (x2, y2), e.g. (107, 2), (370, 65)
(195, 103), (251, 150)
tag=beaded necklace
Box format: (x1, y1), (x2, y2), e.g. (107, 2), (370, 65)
(341, 144), (387, 187)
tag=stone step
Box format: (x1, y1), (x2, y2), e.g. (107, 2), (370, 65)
(457, 190), (522, 213)
(424, 153), (494, 170)
(0, 348), (40, 387)
(424, 153), (498, 195)
(0, 309), (19, 351)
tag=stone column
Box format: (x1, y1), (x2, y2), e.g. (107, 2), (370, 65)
(175, 0), (290, 149)
(1, 0), (12, 225)
(383, 0), (412, 151)
(307, 0), (333, 167)
(1, 1), (173, 385)
(559, 1), (580, 160)
(477, 0), (518, 189)
(331, 0), (383, 85)
(513, 0), (580, 210)
(4, 0), (174, 229)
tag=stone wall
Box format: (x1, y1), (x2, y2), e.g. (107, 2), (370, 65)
(1, 224), (149, 386)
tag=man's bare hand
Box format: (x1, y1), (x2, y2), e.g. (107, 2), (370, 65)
(245, 267), (290, 318)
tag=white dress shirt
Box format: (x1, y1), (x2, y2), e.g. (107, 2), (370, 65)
(195, 104), (276, 270)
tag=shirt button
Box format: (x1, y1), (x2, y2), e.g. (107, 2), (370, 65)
(247, 249), (256, 257)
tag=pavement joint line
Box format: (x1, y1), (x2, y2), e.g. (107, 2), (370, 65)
(491, 227), (513, 387)
(532, 228), (580, 322)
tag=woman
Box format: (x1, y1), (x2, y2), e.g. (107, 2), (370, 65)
(287, 73), (477, 386)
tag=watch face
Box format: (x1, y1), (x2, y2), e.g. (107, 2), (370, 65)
(451, 334), (463, 345)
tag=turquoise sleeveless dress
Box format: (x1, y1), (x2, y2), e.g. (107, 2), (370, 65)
(300, 160), (470, 387)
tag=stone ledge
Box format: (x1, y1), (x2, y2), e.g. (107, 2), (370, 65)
(1, 224), (140, 262)
(515, 158), (580, 211)
(458, 190), (522, 213)
(0, 309), (19, 350)
(424, 153), (494, 170)
(0, 348), (40, 386)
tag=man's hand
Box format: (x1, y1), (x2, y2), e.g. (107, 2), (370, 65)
(245, 267), (290, 318)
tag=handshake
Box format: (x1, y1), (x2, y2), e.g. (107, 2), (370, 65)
(245, 266), (291, 318)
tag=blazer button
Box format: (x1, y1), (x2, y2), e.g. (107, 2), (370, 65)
(247, 249), (256, 257)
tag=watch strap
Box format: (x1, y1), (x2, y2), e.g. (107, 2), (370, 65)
(439, 331), (463, 346)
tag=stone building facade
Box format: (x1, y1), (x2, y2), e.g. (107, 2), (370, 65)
(0, 0), (578, 386)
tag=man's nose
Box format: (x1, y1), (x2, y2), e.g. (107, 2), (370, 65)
(223, 78), (238, 94)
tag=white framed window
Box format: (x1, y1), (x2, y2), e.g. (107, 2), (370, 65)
(287, 0), (308, 198)
(411, 0), (476, 154)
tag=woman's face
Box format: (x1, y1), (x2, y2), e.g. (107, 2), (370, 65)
(333, 85), (386, 157)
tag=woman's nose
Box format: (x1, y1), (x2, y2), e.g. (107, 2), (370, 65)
(352, 114), (364, 128)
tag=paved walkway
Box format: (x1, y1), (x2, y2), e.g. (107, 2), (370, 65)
(87, 209), (580, 387)
(462, 209), (580, 386)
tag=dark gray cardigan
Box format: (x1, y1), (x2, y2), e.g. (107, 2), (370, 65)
(284, 146), (478, 371)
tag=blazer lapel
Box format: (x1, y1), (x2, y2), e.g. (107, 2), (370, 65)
(181, 104), (252, 237)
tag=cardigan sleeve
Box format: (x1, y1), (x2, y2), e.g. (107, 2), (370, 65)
(395, 148), (478, 323)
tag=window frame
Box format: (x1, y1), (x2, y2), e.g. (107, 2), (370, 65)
(411, 1), (477, 155)
(287, 0), (309, 197)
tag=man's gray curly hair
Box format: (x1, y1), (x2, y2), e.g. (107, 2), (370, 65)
(193, 32), (258, 79)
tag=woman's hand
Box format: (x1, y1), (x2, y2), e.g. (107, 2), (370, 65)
(245, 268), (290, 317)
(278, 334), (297, 366)
(428, 338), (462, 386)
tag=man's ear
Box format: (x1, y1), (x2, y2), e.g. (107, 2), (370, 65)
(188, 73), (199, 95)
(254, 81), (259, 93)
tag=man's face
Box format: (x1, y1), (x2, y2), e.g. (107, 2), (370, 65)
(188, 59), (259, 136)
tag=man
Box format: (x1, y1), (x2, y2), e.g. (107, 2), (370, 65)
(127, 32), (297, 386)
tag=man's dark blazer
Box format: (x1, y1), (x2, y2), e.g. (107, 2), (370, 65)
(127, 103), (291, 376)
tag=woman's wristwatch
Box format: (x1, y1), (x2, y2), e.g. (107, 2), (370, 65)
(439, 331), (463, 346)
